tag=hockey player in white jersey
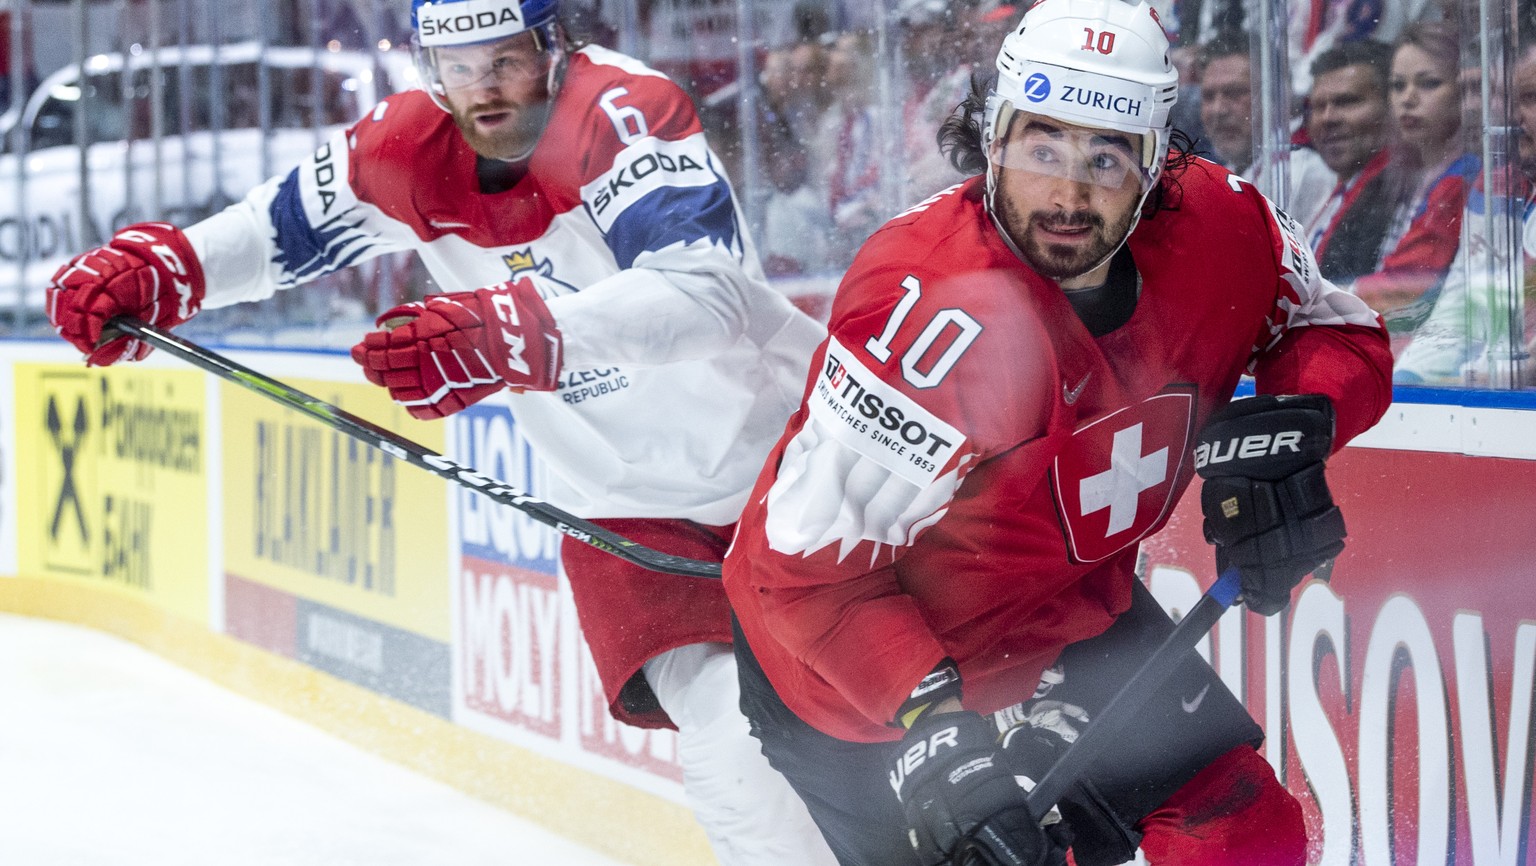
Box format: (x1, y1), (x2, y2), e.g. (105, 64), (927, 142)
(44, 1), (835, 863)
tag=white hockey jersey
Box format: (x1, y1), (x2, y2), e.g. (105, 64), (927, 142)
(185, 45), (823, 523)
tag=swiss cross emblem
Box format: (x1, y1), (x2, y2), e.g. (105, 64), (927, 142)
(1052, 390), (1196, 563)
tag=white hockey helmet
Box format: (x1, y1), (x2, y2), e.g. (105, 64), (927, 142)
(410, 0), (564, 113)
(987, 0), (1179, 196)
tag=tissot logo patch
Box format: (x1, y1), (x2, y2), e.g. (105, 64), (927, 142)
(807, 338), (964, 486)
(1052, 390), (1195, 563)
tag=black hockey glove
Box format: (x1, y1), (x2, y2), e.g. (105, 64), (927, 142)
(1194, 394), (1345, 615)
(891, 710), (1070, 866)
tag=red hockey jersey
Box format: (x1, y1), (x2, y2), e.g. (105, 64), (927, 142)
(723, 162), (1393, 743)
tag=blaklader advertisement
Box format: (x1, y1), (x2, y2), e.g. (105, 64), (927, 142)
(220, 376), (452, 717)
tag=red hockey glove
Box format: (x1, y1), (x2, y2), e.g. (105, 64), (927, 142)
(1194, 394), (1345, 615)
(893, 710), (1071, 866)
(351, 278), (563, 420)
(46, 223), (206, 365)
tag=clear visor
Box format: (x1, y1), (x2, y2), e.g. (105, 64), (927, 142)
(987, 104), (1159, 193)
(412, 28), (558, 95)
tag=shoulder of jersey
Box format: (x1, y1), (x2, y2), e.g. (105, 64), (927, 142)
(561, 45), (701, 134)
(857, 178), (989, 271)
(1140, 154), (1272, 236)
(347, 89), (460, 165)
(1175, 154), (1253, 205)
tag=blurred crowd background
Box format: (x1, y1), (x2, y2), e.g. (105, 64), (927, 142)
(0, 0), (1531, 388)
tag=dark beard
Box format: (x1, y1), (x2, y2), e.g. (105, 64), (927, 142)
(453, 99), (553, 161)
(999, 194), (1134, 282)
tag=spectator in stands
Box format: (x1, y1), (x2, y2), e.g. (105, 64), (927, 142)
(1349, 21), (1479, 349)
(755, 46), (804, 160)
(791, 0), (833, 44)
(1195, 32), (1249, 171)
(816, 30), (885, 265)
(899, 0), (974, 205)
(760, 47), (793, 115)
(759, 127), (833, 278)
(781, 40), (830, 146)
(1305, 40), (1398, 284)
(1198, 30), (1336, 227)
(738, 41), (830, 244)
(1166, 21), (1209, 154)
(1288, 0), (1443, 97)
(1396, 40), (1536, 386)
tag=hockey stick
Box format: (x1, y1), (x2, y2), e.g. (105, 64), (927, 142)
(1022, 566), (1244, 821)
(105, 316), (723, 579)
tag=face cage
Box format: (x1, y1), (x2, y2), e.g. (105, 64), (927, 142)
(981, 93), (1171, 277)
(411, 23), (566, 115)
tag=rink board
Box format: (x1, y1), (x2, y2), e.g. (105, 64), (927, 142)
(9, 360), (210, 623)
(0, 341), (710, 866)
(3, 338), (1534, 866)
(1142, 445), (1536, 866)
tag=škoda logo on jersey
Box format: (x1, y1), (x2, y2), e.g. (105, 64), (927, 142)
(581, 136), (718, 233)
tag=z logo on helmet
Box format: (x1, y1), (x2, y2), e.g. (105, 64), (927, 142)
(1023, 73), (1052, 102)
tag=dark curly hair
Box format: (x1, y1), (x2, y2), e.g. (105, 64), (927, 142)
(937, 71), (1197, 218)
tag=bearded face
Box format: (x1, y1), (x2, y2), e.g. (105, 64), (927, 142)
(431, 32), (558, 161)
(989, 115), (1146, 287)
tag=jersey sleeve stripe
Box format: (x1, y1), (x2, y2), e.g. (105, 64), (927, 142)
(268, 170), (388, 287)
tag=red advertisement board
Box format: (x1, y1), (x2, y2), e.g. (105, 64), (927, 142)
(1142, 446), (1536, 864)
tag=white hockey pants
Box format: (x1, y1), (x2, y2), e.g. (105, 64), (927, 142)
(643, 642), (838, 866)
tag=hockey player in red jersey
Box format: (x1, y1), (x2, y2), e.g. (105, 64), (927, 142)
(723, 2), (1393, 865)
(43, 1), (835, 863)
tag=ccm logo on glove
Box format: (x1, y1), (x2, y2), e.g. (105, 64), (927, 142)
(488, 293), (533, 376)
(352, 277), (563, 420)
(46, 222), (207, 366)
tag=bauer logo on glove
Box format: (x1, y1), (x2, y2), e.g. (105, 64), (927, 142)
(1194, 394), (1345, 616)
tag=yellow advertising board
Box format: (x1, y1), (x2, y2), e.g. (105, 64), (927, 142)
(221, 378), (450, 642)
(13, 364), (209, 622)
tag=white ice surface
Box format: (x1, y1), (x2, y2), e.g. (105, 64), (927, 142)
(0, 613), (632, 866)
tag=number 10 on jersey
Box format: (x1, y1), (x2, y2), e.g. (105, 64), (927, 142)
(864, 275), (982, 390)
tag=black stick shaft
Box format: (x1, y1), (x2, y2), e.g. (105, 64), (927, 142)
(1024, 567), (1242, 819)
(108, 317), (722, 579)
